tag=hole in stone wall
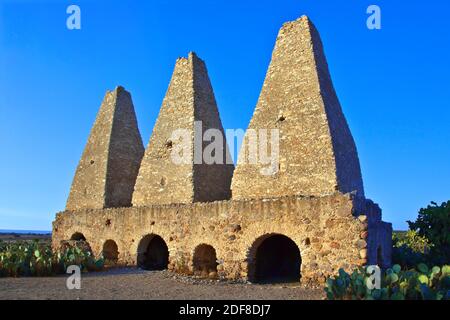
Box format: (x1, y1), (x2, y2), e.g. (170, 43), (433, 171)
(377, 246), (384, 268)
(90, 160), (95, 165)
(66, 232), (92, 255)
(304, 238), (311, 246)
(71, 232), (86, 241)
(103, 240), (119, 265)
(160, 177), (167, 187)
(193, 244), (218, 277)
(137, 234), (169, 270)
(252, 234), (301, 283)
(105, 219), (111, 226)
(165, 140), (173, 148)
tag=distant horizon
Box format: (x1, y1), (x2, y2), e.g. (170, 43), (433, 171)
(0, 229), (52, 234)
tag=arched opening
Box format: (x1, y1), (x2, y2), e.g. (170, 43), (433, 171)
(103, 240), (119, 265)
(250, 234), (301, 283)
(377, 246), (384, 268)
(67, 232), (92, 254)
(71, 232), (86, 241)
(137, 234), (169, 270)
(193, 244), (218, 277)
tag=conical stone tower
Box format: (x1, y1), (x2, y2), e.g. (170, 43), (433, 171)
(231, 16), (364, 200)
(66, 86), (144, 210)
(132, 52), (234, 206)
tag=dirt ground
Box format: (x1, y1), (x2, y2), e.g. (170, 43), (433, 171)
(0, 268), (325, 300)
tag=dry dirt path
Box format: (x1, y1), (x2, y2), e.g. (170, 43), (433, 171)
(0, 268), (324, 300)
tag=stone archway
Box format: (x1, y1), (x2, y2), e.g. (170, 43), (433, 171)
(70, 232), (86, 241)
(103, 240), (119, 265)
(193, 244), (218, 277)
(65, 232), (92, 254)
(248, 234), (301, 283)
(377, 246), (384, 268)
(137, 234), (169, 270)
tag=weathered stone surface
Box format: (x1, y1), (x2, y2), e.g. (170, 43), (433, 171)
(55, 15), (393, 284)
(66, 86), (144, 210)
(231, 16), (364, 200)
(132, 52), (234, 206)
(54, 193), (374, 282)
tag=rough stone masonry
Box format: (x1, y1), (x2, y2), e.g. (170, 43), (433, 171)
(53, 16), (392, 284)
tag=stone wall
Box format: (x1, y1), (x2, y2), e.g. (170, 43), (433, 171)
(53, 192), (390, 283)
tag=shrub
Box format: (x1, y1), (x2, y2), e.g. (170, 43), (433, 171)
(325, 264), (450, 300)
(393, 230), (432, 254)
(392, 230), (433, 268)
(0, 240), (104, 277)
(408, 201), (450, 264)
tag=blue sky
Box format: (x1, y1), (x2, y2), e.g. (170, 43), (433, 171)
(0, 0), (449, 231)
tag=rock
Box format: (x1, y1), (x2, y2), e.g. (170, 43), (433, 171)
(325, 219), (335, 227)
(229, 224), (241, 232)
(330, 241), (340, 249)
(358, 215), (367, 223)
(356, 239), (367, 249)
(201, 270), (209, 278)
(357, 259), (367, 265)
(359, 249), (367, 259)
(320, 250), (331, 257)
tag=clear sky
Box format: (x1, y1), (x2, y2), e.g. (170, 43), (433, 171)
(0, 0), (449, 231)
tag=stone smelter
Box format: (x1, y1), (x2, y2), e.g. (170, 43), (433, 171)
(53, 16), (392, 284)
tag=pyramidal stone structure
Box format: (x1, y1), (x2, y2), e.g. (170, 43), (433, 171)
(133, 52), (234, 206)
(232, 16), (364, 200)
(66, 86), (144, 210)
(54, 16), (392, 285)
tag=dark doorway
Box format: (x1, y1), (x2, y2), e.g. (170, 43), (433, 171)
(70, 232), (86, 241)
(254, 234), (301, 283)
(193, 244), (218, 276)
(67, 232), (92, 254)
(103, 240), (119, 265)
(377, 246), (384, 268)
(137, 235), (169, 270)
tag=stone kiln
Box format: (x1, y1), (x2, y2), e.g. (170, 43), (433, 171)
(53, 16), (392, 284)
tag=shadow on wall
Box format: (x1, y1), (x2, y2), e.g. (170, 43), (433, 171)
(103, 240), (119, 265)
(70, 232), (86, 241)
(193, 244), (218, 277)
(137, 234), (169, 270)
(248, 233), (301, 283)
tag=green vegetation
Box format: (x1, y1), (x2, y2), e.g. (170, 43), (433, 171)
(393, 201), (450, 268)
(325, 264), (450, 300)
(0, 240), (104, 277)
(408, 201), (450, 264)
(393, 230), (433, 268)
